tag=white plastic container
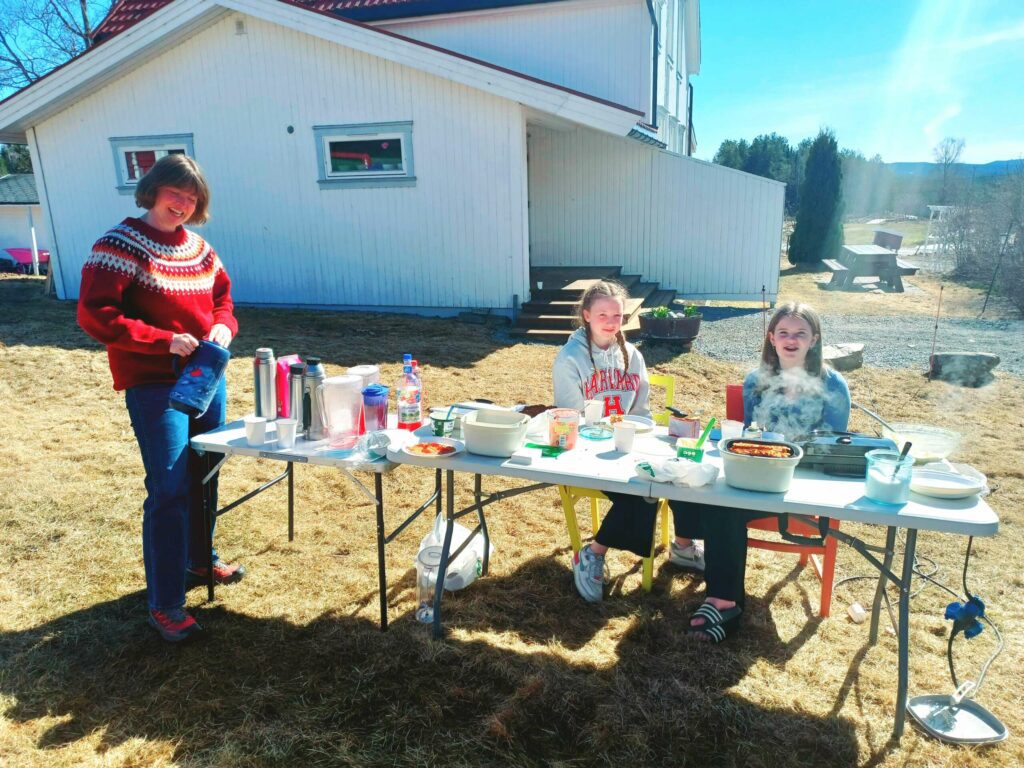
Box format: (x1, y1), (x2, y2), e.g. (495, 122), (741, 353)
(462, 409), (530, 457)
(720, 438), (804, 493)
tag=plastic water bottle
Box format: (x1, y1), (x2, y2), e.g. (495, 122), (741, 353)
(396, 360), (422, 430)
(411, 358), (424, 410)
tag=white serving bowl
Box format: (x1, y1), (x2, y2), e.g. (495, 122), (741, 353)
(461, 409), (530, 457)
(720, 438), (804, 493)
(881, 423), (961, 463)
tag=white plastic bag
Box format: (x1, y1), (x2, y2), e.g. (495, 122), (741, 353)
(416, 513), (494, 591)
(635, 457), (719, 487)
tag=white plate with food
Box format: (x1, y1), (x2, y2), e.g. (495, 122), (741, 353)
(601, 415), (655, 434)
(402, 437), (465, 458)
(910, 469), (986, 499)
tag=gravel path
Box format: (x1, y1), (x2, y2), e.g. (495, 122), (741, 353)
(691, 308), (1024, 375)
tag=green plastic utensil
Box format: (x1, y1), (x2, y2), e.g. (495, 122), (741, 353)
(695, 417), (716, 449)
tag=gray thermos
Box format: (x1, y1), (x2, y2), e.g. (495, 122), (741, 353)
(288, 362), (305, 432)
(302, 357), (328, 440)
(253, 348), (277, 419)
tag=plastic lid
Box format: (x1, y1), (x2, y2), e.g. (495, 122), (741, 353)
(362, 383), (389, 398)
(255, 347), (274, 359)
(411, 359), (419, 367)
(417, 545), (443, 568)
(305, 356), (321, 366)
(289, 362), (305, 374)
(403, 353), (412, 363)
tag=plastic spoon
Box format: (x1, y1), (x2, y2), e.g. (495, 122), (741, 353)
(695, 417), (717, 448)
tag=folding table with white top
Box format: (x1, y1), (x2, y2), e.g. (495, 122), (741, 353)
(386, 425), (999, 741)
(191, 419), (441, 630)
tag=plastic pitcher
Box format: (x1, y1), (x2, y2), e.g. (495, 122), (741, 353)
(322, 374), (363, 449)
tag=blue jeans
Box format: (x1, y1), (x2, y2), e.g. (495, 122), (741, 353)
(125, 380), (226, 611)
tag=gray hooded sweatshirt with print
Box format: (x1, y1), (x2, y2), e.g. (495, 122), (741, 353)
(552, 327), (651, 418)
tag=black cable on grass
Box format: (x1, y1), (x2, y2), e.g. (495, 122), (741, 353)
(837, 535), (1003, 697)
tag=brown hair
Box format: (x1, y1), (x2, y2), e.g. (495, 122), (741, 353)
(575, 280), (630, 374)
(760, 301), (824, 375)
(134, 154), (211, 224)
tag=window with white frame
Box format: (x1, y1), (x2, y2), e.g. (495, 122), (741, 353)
(313, 122), (415, 188)
(109, 134), (194, 192)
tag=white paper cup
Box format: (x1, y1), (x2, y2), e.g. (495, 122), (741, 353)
(276, 418), (297, 448)
(244, 415), (267, 447)
(721, 419), (744, 440)
(613, 421), (637, 453)
(583, 400), (603, 426)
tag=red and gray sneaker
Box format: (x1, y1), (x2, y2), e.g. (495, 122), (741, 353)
(148, 608), (202, 642)
(187, 559), (246, 585)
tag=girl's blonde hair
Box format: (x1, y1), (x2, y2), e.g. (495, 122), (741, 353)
(760, 301), (825, 375)
(135, 154), (211, 225)
(575, 280), (630, 374)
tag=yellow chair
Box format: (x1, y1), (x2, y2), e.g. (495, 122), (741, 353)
(559, 372), (676, 591)
(648, 372), (675, 426)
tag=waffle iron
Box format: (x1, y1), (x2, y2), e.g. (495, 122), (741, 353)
(798, 430), (898, 476)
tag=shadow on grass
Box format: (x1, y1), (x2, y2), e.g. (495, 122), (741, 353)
(0, 560), (868, 766)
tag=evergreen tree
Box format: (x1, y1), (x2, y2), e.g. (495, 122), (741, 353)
(788, 129), (844, 265)
(712, 139), (749, 170)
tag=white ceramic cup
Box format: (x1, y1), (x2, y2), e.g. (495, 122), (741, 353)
(276, 417), (298, 448)
(721, 419), (744, 440)
(583, 400), (603, 426)
(613, 421), (637, 453)
(244, 415), (267, 447)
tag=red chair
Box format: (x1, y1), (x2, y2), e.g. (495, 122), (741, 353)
(726, 384), (838, 617)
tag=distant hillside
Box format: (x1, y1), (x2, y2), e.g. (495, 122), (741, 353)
(888, 159), (1019, 177)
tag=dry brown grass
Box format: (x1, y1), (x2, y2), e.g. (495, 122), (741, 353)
(1, 272), (1022, 767)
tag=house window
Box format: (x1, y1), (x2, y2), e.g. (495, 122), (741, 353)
(109, 134), (194, 193)
(314, 122), (415, 189)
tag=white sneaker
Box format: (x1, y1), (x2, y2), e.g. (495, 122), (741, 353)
(572, 544), (606, 603)
(669, 540), (705, 572)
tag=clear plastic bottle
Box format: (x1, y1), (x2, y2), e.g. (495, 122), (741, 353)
(396, 361), (422, 430)
(411, 358), (424, 411)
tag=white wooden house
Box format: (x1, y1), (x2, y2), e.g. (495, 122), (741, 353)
(0, 0), (784, 313)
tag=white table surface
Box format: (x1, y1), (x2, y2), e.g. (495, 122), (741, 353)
(387, 426), (999, 537)
(192, 418), (407, 473)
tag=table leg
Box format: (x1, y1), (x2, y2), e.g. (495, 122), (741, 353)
(869, 526), (897, 644)
(432, 469), (456, 639)
(475, 474), (490, 576)
(374, 472), (388, 631)
(287, 462), (295, 542)
(893, 528), (917, 740)
(434, 469), (442, 519)
(202, 452), (216, 602)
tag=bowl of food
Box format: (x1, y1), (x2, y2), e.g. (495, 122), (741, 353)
(720, 438), (804, 493)
(880, 423), (961, 463)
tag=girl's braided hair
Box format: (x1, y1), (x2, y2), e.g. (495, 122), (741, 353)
(575, 280), (630, 375)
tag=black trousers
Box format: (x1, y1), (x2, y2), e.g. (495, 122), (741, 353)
(595, 493), (774, 607)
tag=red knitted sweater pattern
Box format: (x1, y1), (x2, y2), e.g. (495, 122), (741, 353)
(77, 217), (238, 391)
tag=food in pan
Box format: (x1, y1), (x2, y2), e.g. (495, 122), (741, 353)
(726, 441), (793, 459)
(407, 441), (457, 456)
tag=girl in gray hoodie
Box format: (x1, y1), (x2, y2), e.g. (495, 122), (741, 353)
(553, 281), (705, 603)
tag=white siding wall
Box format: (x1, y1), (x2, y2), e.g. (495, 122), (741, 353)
(35, 14), (530, 311)
(528, 125), (785, 300)
(0, 206), (48, 251)
(379, 0), (651, 119)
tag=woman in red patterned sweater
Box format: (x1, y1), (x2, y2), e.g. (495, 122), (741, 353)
(78, 155), (243, 642)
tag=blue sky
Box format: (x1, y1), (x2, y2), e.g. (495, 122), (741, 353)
(695, 0), (1024, 164)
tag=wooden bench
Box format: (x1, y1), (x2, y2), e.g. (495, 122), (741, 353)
(823, 258), (851, 288)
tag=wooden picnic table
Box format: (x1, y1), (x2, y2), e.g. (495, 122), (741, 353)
(824, 244), (919, 292)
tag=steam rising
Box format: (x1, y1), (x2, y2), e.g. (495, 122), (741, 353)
(749, 367), (847, 440)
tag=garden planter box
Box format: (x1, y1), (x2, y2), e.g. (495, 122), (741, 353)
(639, 313), (702, 350)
